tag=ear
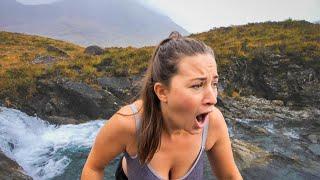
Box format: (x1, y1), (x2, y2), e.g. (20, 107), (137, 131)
(153, 82), (169, 103)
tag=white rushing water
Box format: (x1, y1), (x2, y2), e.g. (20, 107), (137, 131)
(0, 106), (105, 180)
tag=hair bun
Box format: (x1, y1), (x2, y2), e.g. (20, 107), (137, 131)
(169, 31), (182, 39)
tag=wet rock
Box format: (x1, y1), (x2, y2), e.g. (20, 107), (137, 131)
(84, 45), (104, 55)
(307, 134), (320, 144)
(46, 116), (79, 125)
(308, 144), (320, 156)
(47, 45), (69, 57)
(0, 150), (32, 180)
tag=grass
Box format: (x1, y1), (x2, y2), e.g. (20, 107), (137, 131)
(0, 19), (319, 101)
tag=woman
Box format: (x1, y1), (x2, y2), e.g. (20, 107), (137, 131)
(81, 32), (242, 180)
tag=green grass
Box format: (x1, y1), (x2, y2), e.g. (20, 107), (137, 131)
(0, 19), (319, 101)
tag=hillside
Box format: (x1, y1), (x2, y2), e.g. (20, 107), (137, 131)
(0, 20), (319, 117)
(192, 20), (319, 64)
(0, 0), (188, 47)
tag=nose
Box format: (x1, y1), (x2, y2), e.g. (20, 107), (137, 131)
(203, 86), (217, 106)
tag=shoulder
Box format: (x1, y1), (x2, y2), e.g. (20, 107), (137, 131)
(99, 100), (142, 145)
(109, 100), (143, 132)
(83, 101), (142, 169)
(205, 106), (228, 151)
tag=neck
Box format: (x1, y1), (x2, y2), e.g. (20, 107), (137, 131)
(161, 103), (188, 138)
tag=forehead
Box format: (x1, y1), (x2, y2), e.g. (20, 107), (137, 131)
(176, 54), (217, 79)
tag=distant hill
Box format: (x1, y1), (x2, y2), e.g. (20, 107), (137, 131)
(0, 0), (188, 47)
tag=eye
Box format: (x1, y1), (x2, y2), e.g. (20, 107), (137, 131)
(191, 82), (204, 89)
(211, 82), (218, 88)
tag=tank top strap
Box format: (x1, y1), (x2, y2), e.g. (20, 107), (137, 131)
(129, 103), (141, 133)
(201, 118), (209, 148)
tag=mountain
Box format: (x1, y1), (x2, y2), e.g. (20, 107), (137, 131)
(0, 0), (188, 47)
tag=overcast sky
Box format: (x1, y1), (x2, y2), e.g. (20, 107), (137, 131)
(17, 0), (320, 33)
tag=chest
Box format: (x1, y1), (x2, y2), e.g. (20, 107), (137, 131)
(126, 134), (203, 179)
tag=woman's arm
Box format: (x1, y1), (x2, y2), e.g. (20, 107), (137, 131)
(81, 107), (133, 180)
(206, 107), (242, 180)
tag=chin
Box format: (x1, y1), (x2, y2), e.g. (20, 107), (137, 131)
(186, 127), (202, 135)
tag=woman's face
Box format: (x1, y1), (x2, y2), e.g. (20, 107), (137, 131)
(162, 53), (218, 134)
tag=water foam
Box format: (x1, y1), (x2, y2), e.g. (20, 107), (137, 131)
(0, 106), (105, 179)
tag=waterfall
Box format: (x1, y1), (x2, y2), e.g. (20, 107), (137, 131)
(0, 106), (105, 180)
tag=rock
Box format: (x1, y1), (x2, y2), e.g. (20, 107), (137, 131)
(32, 55), (56, 64)
(44, 102), (55, 115)
(47, 45), (69, 57)
(97, 75), (142, 100)
(271, 100), (284, 106)
(84, 45), (104, 55)
(0, 150), (32, 180)
(94, 57), (113, 72)
(219, 50), (320, 109)
(46, 116), (79, 125)
(97, 76), (133, 100)
(16, 78), (122, 124)
(255, 127), (268, 135)
(308, 144), (320, 156)
(57, 80), (113, 118)
(232, 139), (271, 169)
(307, 134), (320, 144)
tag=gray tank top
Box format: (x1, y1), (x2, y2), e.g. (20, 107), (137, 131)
(123, 103), (209, 180)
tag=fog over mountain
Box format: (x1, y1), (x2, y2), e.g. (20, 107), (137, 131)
(0, 0), (188, 47)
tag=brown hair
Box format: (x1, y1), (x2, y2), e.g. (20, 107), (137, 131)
(138, 31), (214, 163)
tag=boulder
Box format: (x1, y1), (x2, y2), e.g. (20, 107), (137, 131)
(18, 78), (123, 124)
(97, 75), (141, 101)
(219, 51), (320, 109)
(47, 45), (69, 57)
(0, 150), (32, 180)
(84, 45), (104, 55)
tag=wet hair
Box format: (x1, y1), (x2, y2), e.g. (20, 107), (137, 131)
(138, 31), (215, 163)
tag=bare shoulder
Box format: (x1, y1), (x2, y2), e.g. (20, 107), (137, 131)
(105, 100), (142, 137)
(205, 106), (228, 151)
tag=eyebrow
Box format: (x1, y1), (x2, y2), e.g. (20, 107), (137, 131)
(189, 75), (219, 81)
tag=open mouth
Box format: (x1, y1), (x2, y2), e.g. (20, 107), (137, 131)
(196, 112), (209, 124)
